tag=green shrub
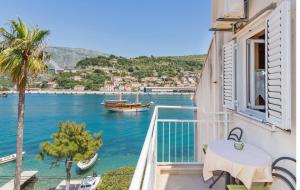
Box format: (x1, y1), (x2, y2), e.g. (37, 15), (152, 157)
(99, 167), (135, 190)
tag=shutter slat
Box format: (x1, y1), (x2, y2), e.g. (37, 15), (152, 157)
(268, 13), (281, 25)
(268, 27), (281, 37)
(268, 66), (281, 73)
(268, 73), (281, 80)
(268, 22), (281, 32)
(268, 46), (281, 56)
(269, 98), (281, 106)
(268, 92), (281, 99)
(268, 53), (281, 62)
(269, 104), (281, 112)
(268, 79), (281, 86)
(269, 110), (282, 119)
(268, 40), (281, 50)
(268, 85), (281, 92)
(268, 60), (281, 67)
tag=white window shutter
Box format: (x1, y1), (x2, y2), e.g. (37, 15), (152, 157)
(265, 1), (291, 129)
(223, 41), (236, 110)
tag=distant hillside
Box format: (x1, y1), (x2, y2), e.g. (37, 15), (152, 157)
(45, 47), (108, 70)
(76, 54), (205, 80)
(48, 54), (206, 90)
(76, 54), (206, 73)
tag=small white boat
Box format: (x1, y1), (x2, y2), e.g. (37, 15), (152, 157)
(77, 153), (98, 170)
(78, 176), (101, 190)
(0, 152), (25, 164)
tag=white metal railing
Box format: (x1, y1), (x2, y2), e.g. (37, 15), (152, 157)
(129, 106), (158, 190)
(129, 106), (231, 190)
(157, 119), (197, 164)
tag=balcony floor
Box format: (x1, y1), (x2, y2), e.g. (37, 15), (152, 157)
(156, 165), (225, 190)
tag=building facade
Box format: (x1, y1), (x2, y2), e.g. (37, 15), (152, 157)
(195, 0), (296, 189)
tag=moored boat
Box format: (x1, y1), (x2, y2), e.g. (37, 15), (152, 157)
(0, 92), (8, 97)
(0, 152), (25, 164)
(104, 93), (151, 112)
(105, 102), (151, 112)
(77, 153), (98, 170)
(78, 176), (101, 190)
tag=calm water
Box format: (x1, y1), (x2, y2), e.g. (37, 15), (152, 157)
(0, 94), (193, 189)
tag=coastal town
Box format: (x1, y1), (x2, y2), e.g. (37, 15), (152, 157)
(0, 54), (204, 93)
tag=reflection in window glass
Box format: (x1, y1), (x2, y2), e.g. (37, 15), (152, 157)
(246, 35), (266, 113)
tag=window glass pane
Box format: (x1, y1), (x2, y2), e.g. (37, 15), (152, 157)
(246, 37), (266, 113)
(254, 43), (265, 111)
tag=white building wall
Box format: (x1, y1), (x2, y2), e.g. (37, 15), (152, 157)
(195, 0), (296, 189)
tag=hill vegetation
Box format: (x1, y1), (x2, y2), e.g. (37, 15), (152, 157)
(99, 167), (135, 190)
(0, 53), (206, 91)
(50, 54), (205, 91)
(76, 54), (205, 80)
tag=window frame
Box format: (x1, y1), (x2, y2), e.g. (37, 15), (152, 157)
(234, 16), (267, 121)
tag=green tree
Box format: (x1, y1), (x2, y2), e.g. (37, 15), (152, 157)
(37, 121), (102, 190)
(0, 18), (49, 190)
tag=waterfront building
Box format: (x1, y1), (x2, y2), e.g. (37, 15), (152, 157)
(47, 82), (58, 89)
(130, 0), (296, 189)
(73, 85), (85, 91)
(104, 82), (114, 92)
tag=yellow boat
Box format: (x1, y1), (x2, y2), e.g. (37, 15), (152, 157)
(104, 94), (151, 112)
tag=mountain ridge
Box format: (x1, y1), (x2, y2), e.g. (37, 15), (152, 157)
(45, 46), (109, 70)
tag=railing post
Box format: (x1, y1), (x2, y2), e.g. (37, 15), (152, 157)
(188, 122), (190, 162)
(162, 122), (164, 162)
(175, 122), (177, 162)
(193, 122), (196, 162)
(181, 122), (183, 162)
(169, 121), (171, 162)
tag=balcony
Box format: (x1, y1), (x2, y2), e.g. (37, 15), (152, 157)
(129, 106), (230, 190)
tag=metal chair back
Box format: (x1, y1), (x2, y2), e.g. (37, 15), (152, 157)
(227, 127), (243, 141)
(271, 157), (296, 190)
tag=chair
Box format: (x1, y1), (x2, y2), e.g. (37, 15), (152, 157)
(227, 157), (296, 190)
(203, 127), (243, 188)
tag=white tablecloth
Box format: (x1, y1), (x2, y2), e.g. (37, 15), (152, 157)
(203, 140), (273, 189)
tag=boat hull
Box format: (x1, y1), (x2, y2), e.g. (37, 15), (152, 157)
(105, 104), (150, 112)
(106, 107), (149, 112)
(0, 152), (25, 164)
(78, 176), (101, 190)
(77, 153), (98, 171)
(0, 93), (8, 97)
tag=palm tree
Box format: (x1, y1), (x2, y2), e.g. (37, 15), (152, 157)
(0, 18), (49, 190)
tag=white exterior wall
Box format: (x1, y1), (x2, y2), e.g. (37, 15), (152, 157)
(195, 0), (296, 189)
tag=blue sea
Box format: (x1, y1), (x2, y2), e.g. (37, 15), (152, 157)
(0, 94), (193, 189)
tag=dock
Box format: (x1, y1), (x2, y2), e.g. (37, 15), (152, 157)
(0, 171), (38, 190)
(54, 179), (82, 190)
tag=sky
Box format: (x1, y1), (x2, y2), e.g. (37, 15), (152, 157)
(0, 0), (212, 57)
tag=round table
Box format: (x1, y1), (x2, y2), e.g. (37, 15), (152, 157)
(203, 140), (273, 189)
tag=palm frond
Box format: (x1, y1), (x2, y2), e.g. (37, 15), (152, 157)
(32, 28), (49, 45)
(9, 17), (28, 38)
(27, 56), (48, 76)
(0, 17), (50, 89)
(0, 27), (16, 44)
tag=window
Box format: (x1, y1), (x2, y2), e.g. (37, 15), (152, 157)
(246, 31), (266, 114)
(234, 1), (291, 129)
